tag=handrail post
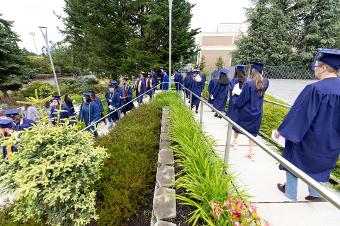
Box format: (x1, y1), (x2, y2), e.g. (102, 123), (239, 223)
(224, 123), (233, 163)
(183, 88), (186, 102)
(199, 101), (204, 124)
(190, 92), (193, 109)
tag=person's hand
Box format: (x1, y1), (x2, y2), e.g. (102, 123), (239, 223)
(274, 130), (280, 139)
(109, 100), (112, 103)
(108, 105), (114, 110)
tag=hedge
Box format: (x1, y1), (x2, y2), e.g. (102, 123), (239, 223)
(95, 104), (161, 225)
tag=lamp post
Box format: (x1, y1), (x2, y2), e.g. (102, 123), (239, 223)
(29, 32), (39, 55)
(39, 26), (61, 96)
(168, 0), (173, 90)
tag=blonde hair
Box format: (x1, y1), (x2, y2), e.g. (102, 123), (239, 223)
(250, 69), (265, 96)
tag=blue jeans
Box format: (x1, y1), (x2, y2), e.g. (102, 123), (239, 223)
(285, 171), (320, 200)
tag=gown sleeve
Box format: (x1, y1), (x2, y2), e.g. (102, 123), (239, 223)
(235, 82), (251, 109)
(278, 85), (322, 143)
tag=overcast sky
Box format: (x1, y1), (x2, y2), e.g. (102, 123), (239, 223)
(0, 0), (250, 54)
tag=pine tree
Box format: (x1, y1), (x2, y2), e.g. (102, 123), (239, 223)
(0, 14), (32, 103)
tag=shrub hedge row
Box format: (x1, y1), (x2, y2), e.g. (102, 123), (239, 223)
(94, 104), (161, 225)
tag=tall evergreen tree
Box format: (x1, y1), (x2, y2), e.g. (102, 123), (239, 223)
(0, 14), (32, 103)
(63, 0), (198, 77)
(232, 0), (295, 65)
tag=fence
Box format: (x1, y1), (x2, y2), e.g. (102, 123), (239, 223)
(264, 66), (315, 80)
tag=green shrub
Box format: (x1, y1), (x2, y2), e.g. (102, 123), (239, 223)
(26, 55), (52, 74)
(0, 96), (108, 226)
(95, 104), (161, 225)
(59, 77), (102, 95)
(21, 82), (56, 98)
(153, 92), (267, 226)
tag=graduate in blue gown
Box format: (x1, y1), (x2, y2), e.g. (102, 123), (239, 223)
(276, 48), (340, 202)
(174, 70), (183, 91)
(162, 71), (169, 90)
(227, 65), (247, 147)
(212, 68), (230, 118)
(134, 74), (146, 105)
(5, 109), (35, 131)
(105, 81), (122, 127)
(207, 70), (220, 105)
(120, 77), (134, 115)
(0, 118), (18, 160)
(79, 93), (101, 137)
(190, 69), (204, 113)
(50, 96), (71, 125)
(146, 72), (156, 99)
(235, 62), (269, 158)
(90, 91), (104, 121)
(184, 70), (193, 99)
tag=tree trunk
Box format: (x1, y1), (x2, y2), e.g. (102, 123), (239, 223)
(1, 89), (12, 105)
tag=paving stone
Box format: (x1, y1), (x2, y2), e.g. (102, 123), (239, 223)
(155, 220), (176, 226)
(161, 126), (169, 133)
(153, 187), (176, 220)
(156, 165), (175, 187)
(158, 149), (174, 166)
(160, 133), (170, 142)
(160, 141), (171, 148)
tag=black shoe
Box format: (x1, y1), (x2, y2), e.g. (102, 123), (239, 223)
(195, 110), (198, 114)
(214, 113), (218, 117)
(305, 195), (326, 202)
(218, 115), (222, 119)
(277, 183), (286, 193)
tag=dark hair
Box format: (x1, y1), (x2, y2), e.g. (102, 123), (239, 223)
(85, 96), (92, 103)
(236, 71), (246, 88)
(219, 72), (229, 85)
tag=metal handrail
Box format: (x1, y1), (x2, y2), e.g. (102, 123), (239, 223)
(78, 83), (163, 133)
(178, 82), (340, 210)
(264, 99), (291, 108)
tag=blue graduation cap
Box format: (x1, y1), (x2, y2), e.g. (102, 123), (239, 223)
(83, 93), (91, 98)
(4, 109), (20, 117)
(220, 68), (229, 74)
(251, 62), (264, 73)
(211, 70), (220, 78)
(236, 64), (246, 72)
(313, 48), (340, 70)
(0, 118), (14, 129)
(52, 96), (61, 101)
(109, 80), (118, 86)
(193, 69), (200, 73)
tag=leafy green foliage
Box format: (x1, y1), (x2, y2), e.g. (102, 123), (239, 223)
(63, 0), (198, 76)
(152, 92), (267, 225)
(21, 82), (56, 98)
(0, 96), (108, 226)
(95, 104), (161, 225)
(26, 56), (52, 74)
(233, 0), (340, 67)
(59, 77), (102, 95)
(215, 57), (225, 70)
(0, 14), (34, 103)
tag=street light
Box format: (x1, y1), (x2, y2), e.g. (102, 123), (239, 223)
(38, 26), (61, 96)
(29, 32), (39, 55)
(168, 0), (173, 90)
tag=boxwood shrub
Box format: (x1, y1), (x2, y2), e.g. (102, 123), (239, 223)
(95, 104), (161, 225)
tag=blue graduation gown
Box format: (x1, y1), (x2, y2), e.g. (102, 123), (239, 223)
(235, 79), (269, 136)
(106, 89), (122, 121)
(146, 78), (155, 97)
(212, 82), (229, 111)
(135, 80), (146, 103)
(184, 76), (193, 97)
(79, 102), (101, 126)
(208, 79), (219, 104)
(162, 74), (169, 90)
(121, 85), (134, 113)
(13, 118), (35, 131)
(278, 78), (340, 182)
(2, 146), (18, 159)
(93, 96), (104, 114)
(153, 73), (158, 86)
(174, 72), (183, 91)
(190, 79), (204, 107)
(50, 104), (71, 124)
(201, 74), (207, 89)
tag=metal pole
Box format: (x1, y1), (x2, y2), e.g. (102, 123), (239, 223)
(199, 100), (204, 124)
(190, 92), (192, 109)
(183, 88), (186, 102)
(29, 32), (39, 55)
(39, 27), (61, 96)
(168, 0), (173, 91)
(224, 123), (233, 163)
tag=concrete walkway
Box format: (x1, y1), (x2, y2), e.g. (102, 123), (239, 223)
(267, 79), (315, 105)
(185, 99), (340, 226)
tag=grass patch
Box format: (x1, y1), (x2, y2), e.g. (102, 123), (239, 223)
(95, 104), (161, 225)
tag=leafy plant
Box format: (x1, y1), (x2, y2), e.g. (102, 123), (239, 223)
(95, 104), (161, 225)
(152, 92), (268, 225)
(21, 82), (56, 98)
(0, 95), (108, 226)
